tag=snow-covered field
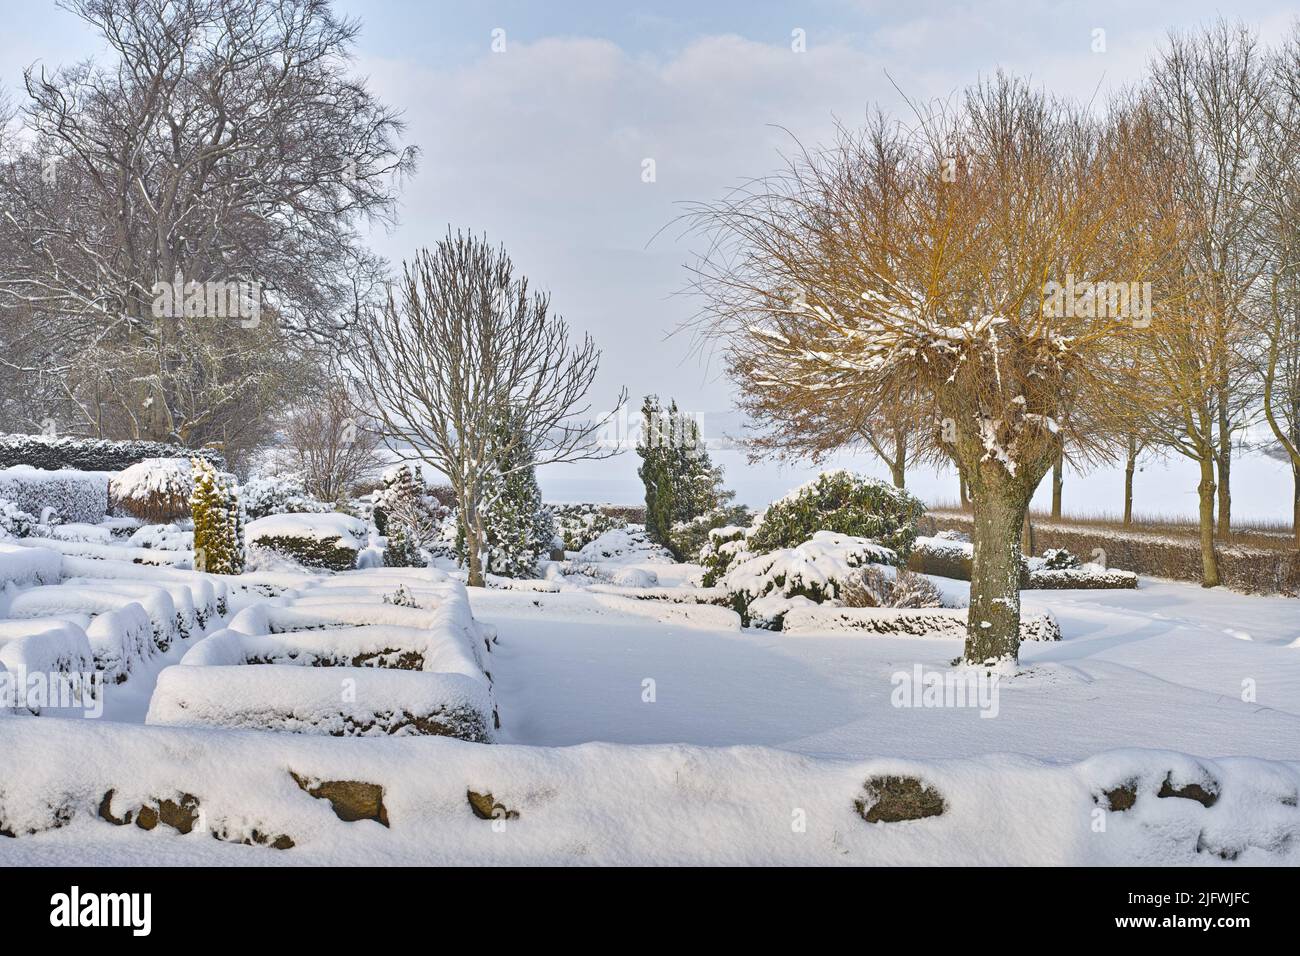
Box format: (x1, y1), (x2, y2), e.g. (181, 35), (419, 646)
(3, 531), (1298, 866)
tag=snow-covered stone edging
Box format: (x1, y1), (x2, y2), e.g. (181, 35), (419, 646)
(0, 720), (1295, 865)
(782, 606), (1062, 641)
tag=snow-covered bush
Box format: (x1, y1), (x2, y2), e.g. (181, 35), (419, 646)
(1041, 547), (1081, 571)
(383, 523), (425, 568)
(127, 523), (193, 552)
(720, 531), (897, 628)
(472, 420), (554, 579)
(373, 465), (448, 551)
(747, 471), (924, 563)
(110, 457), (193, 522)
(574, 527), (675, 565)
(0, 466), (110, 524)
(246, 512), (367, 571)
(550, 503), (626, 551)
(670, 503), (753, 564)
(190, 458), (245, 575)
(0, 498), (37, 538)
(840, 566), (944, 609)
(699, 525), (753, 587)
(0, 432), (224, 472)
(240, 473), (331, 520)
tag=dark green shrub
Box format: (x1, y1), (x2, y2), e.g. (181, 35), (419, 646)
(748, 471), (924, 563)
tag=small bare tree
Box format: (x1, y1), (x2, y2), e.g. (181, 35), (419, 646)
(355, 231), (625, 586)
(280, 380), (383, 503)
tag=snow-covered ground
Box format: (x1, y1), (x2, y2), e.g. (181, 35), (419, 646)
(476, 579), (1300, 761)
(3, 533), (1298, 865)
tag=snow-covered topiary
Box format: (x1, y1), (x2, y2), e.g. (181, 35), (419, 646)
(110, 457), (194, 523)
(1041, 547), (1081, 571)
(472, 414), (554, 579)
(240, 472), (331, 520)
(747, 470), (925, 562)
(719, 531), (897, 628)
(671, 503), (753, 564)
(190, 458), (245, 575)
(383, 523), (424, 568)
(246, 512), (366, 571)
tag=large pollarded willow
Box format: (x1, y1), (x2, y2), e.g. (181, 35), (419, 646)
(686, 75), (1181, 663)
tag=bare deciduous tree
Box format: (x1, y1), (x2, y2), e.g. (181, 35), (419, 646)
(354, 231), (625, 586)
(0, 0), (416, 457)
(279, 380), (383, 503)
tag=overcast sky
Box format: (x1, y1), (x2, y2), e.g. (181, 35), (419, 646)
(4, 1), (1298, 518)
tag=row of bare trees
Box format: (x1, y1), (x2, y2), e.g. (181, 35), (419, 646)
(687, 19), (1300, 664)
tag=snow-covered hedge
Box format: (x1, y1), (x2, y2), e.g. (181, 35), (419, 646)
(246, 513), (367, 572)
(720, 531), (896, 628)
(58, 554), (229, 622)
(109, 458), (193, 523)
(149, 571), (495, 741)
(148, 659), (493, 740)
(1027, 566), (1138, 590)
(7, 584), (182, 653)
(0, 619), (98, 715)
(0, 541), (62, 588)
(782, 606), (1062, 641)
(0, 432), (224, 472)
(16, 536), (192, 567)
(0, 466), (110, 524)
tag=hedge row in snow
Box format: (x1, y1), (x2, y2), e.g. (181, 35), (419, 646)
(782, 606), (1062, 642)
(1027, 567), (1139, 590)
(147, 569), (496, 742)
(0, 467), (110, 525)
(0, 541), (62, 588)
(0, 619), (99, 715)
(0, 432), (224, 473)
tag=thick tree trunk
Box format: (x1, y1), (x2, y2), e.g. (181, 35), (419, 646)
(890, 459), (905, 489)
(1197, 455), (1220, 588)
(1123, 435), (1136, 527)
(1215, 440), (1231, 541)
(1293, 462), (1300, 548)
(1050, 453), (1063, 519)
(967, 491), (1028, 664)
(958, 471), (970, 509)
